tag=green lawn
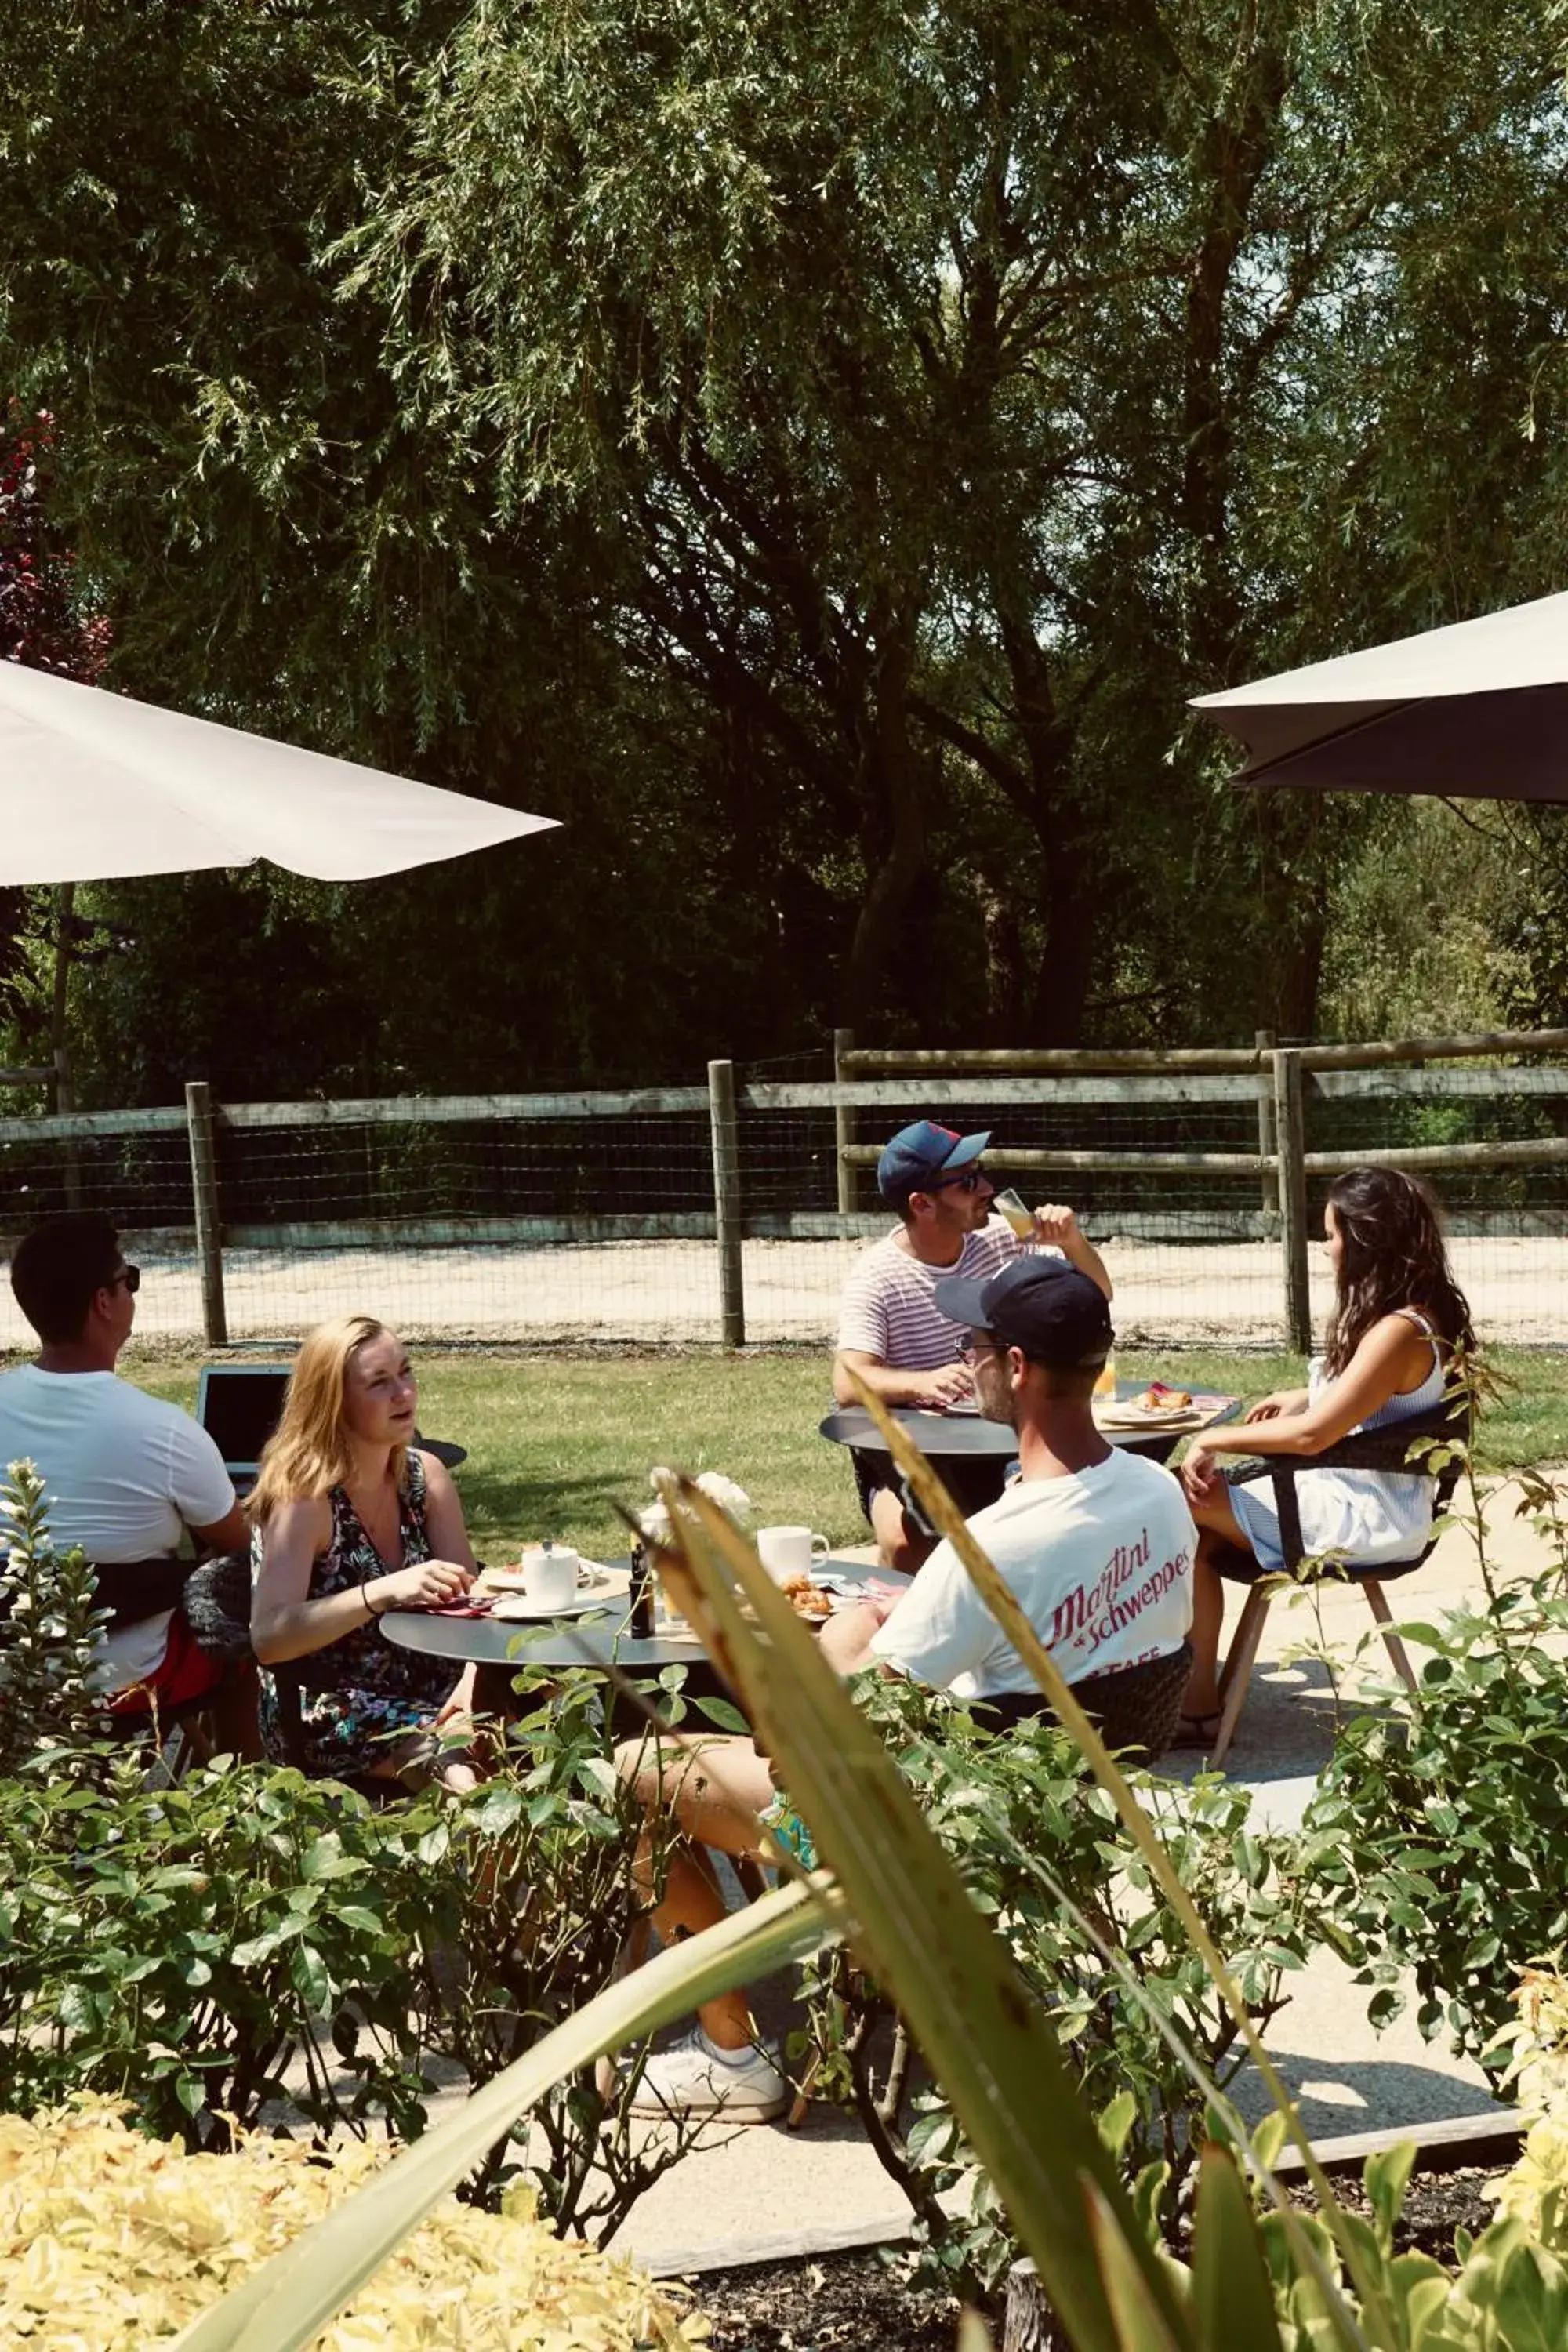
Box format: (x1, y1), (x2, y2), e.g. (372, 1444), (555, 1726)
(119, 1344), (1568, 1567)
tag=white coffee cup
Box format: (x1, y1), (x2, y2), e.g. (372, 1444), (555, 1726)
(521, 1544), (579, 1610)
(756, 1525), (831, 1582)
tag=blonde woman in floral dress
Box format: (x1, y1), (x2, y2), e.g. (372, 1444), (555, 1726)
(249, 1316), (478, 1788)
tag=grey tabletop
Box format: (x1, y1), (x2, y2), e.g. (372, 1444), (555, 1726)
(379, 1553), (908, 1671)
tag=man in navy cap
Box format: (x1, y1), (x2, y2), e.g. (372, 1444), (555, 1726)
(610, 1254), (1190, 2123)
(833, 1120), (1111, 1570)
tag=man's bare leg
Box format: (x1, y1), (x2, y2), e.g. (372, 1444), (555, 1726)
(620, 1733), (776, 2050)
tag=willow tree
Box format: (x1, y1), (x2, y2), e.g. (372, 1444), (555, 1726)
(3, 0), (1566, 1065)
(330, 0), (1568, 1037)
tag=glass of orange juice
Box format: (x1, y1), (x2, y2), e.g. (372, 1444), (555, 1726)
(993, 1187), (1036, 1241)
(1093, 1354), (1119, 1401)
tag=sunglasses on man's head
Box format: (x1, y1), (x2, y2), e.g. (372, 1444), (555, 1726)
(109, 1265), (141, 1295)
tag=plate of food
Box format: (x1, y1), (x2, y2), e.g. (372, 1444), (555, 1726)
(1094, 1384), (1211, 1428)
(778, 1573), (835, 1624)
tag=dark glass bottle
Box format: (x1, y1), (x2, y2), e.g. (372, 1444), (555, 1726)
(629, 1541), (656, 1639)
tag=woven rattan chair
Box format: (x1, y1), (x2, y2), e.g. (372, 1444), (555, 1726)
(1210, 1396), (1470, 1766)
(1074, 1641), (1193, 1762)
(969, 1641), (1194, 1762)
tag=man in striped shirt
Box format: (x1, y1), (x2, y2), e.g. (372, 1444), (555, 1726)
(833, 1120), (1112, 1570)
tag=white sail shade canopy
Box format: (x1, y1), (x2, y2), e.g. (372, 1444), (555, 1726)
(2, 661), (557, 883)
(1192, 588), (1568, 801)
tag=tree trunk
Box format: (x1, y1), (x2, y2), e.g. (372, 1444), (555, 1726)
(1031, 836), (1098, 1046)
(51, 883), (83, 1209)
(980, 885), (1027, 1039)
(1265, 913), (1326, 1039)
(1181, 14), (1291, 684)
(840, 615), (927, 1027)
(991, 599), (1098, 1044)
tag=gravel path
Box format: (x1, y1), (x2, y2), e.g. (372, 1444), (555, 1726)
(5, 1229), (1557, 1350)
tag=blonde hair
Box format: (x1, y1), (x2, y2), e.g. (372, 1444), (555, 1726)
(248, 1315), (409, 1521)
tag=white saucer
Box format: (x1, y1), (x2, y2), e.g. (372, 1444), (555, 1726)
(488, 1563), (630, 1621)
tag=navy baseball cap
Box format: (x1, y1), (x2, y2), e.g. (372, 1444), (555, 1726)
(877, 1120), (991, 1204)
(932, 1255), (1112, 1368)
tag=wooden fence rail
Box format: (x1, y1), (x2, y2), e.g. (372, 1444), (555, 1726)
(844, 1026), (1568, 1075)
(1, 1026), (1565, 1347)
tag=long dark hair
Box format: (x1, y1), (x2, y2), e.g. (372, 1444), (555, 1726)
(1322, 1167), (1475, 1377)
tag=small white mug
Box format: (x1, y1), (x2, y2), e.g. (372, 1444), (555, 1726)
(756, 1525), (831, 1583)
(521, 1543), (579, 1610)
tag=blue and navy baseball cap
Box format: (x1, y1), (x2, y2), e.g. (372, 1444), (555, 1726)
(933, 1255), (1113, 1369)
(876, 1120), (992, 1206)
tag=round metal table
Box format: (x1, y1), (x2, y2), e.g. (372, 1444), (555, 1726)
(379, 1553), (909, 1724)
(820, 1385), (1239, 1470)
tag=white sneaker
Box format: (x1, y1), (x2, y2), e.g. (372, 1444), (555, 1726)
(627, 2025), (789, 2122)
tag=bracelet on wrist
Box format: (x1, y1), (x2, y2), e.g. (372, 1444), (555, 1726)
(362, 1577), (385, 1620)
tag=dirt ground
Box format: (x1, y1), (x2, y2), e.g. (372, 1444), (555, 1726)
(13, 1230), (1562, 1352)
(688, 2167), (1509, 2349)
(695, 2249), (961, 2350)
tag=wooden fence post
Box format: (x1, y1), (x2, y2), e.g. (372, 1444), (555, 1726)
(1255, 1027), (1279, 1240)
(708, 1058), (746, 1348)
(184, 1080), (229, 1348)
(833, 1028), (857, 1214)
(1272, 1047), (1310, 1352)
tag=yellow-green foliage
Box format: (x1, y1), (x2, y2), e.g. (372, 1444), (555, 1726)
(0, 2100), (706, 2350)
(1488, 1965), (1568, 2253)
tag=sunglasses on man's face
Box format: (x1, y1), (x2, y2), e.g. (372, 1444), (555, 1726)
(935, 1166), (987, 1194)
(108, 1265), (141, 1296)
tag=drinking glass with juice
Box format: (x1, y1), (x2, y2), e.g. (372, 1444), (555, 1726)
(993, 1187), (1036, 1241)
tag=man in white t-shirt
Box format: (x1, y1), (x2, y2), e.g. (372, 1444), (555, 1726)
(0, 1213), (253, 1742)
(858, 1256), (1193, 1704)
(613, 1256), (1192, 2122)
(833, 1119), (1112, 1570)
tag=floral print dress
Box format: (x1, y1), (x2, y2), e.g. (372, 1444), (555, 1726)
(256, 1451), (462, 1777)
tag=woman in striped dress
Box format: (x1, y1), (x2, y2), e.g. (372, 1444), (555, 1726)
(1176, 1166), (1475, 1744)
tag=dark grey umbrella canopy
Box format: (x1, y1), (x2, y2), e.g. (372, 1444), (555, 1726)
(1192, 588), (1568, 800)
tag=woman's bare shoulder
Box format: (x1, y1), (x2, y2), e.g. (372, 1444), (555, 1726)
(257, 1492), (333, 1545)
(412, 1446), (456, 1498)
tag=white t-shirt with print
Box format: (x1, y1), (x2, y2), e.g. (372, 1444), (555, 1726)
(869, 1446), (1196, 1699)
(0, 1363), (238, 1691)
(836, 1218), (1022, 1367)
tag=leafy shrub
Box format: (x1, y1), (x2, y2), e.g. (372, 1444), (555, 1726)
(0, 1457), (112, 1769)
(1306, 1524), (1568, 2076)
(0, 1661), (684, 2237)
(1156, 2129), (1568, 2350)
(793, 1674), (1316, 2297)
(0, 2096), (704, 2349)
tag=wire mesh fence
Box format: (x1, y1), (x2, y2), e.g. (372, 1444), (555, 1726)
(2, 1038), (1566, 1353)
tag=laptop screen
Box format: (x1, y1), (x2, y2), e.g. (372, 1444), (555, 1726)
(196, 1366), (293, 1480)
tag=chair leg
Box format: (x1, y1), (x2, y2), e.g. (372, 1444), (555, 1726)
(732, 1854), (770, 1905)
(1362, 1579), (1418, 1692)
(180, 1710), (218, 1767)
(1211, 1588), (1273, 1766)
(787, 2047), (822, 2131)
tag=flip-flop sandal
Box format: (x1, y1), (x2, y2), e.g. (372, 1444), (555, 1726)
(1171, 1711), (1223, 1750)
